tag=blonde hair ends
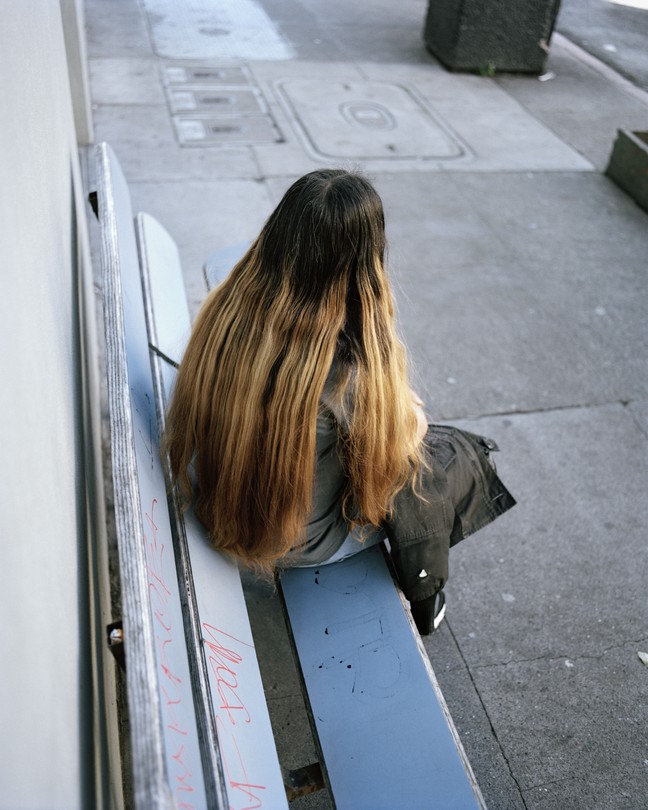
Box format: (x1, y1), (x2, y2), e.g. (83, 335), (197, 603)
(163, 170), (424, 573)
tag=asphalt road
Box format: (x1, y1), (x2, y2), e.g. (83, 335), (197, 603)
(556, 0), (648, 89)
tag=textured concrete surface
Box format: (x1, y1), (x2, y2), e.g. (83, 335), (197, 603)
(425, 405), (648, 807)
(423, 0), (559, 74)
(84, 0), (648, 807)
(557, 0), (648, 90)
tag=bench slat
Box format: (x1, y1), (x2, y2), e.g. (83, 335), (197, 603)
(137, 211), (289, 810)
(97, 143), (211, 809)
(280, 546), (486, 810)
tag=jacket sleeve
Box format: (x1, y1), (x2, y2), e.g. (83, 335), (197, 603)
(383, 424), (516, 603)
(382, 450), (455, 603)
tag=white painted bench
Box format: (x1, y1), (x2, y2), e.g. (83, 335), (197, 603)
(96, 140), (486, 809)
(95, 143), (287, 810)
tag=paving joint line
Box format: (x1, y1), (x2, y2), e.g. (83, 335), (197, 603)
(136, 0), (159, 60)
(445, 618), (531, 810)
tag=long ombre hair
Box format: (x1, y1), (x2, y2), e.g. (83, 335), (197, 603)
(164, 169), (424, 572)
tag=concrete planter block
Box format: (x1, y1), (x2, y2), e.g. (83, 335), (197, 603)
(423, 0), (561, 74)
(605, 129), (648, 214)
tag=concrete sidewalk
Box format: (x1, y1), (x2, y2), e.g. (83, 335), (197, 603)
(557, 0), (648, 90)
(84, 1), (648, 807)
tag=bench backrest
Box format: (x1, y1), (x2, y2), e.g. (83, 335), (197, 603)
(97, 143), (287, 810)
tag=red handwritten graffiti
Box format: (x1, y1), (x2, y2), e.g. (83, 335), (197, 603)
(202, 623), (268, 808)
(202, 623), (254, 725)
(172, 745), (198, 810)
(215, 716), (267, 810)
(144, 499), (196, 810)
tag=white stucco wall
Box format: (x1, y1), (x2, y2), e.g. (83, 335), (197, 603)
(0, 3), (104, 808)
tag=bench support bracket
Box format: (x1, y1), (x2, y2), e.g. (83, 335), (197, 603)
(281, 763), (325, 801)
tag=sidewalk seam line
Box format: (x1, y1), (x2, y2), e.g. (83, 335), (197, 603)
(445, 619), (531, 810)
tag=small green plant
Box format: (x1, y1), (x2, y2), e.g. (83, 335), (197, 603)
(477, 61), (497, 77)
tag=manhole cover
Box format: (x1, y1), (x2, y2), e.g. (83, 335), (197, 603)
(278, 80), (464, 160)
(168, 87), (265, 114)
(174, 115), (283, 146)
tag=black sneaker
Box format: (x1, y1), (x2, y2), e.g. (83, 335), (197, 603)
(411, 590), (446, 635)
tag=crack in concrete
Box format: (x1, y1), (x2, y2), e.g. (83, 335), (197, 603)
(445, 618), (531, 810)
(628, 407), (648, 441)
(524, 773), (578, 792)
(468, 637), (648, 671)
(442, 627), (648, 807)
(443, 397), (643, 423)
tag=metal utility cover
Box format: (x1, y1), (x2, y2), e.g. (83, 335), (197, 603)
(164, 65), (250, 85)
(174, 115), (282, 145)
(168, 87), (265, 114)
(279, 80), (463, 160)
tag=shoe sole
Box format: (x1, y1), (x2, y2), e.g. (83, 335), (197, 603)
(433, 600), (447, 630)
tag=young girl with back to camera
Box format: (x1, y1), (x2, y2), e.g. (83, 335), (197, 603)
(164, 169), (515, 635)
